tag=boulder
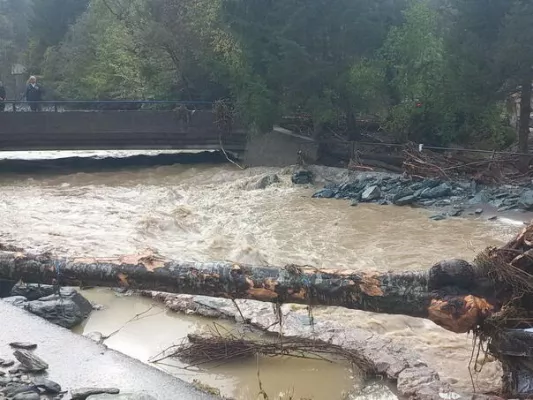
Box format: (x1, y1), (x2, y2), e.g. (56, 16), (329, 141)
(392, 189), (415, 202)
(396, 366), (440, 397)
(312, 189), (335, 199)
(33, 377), (61, 394)
(361, 186), (382, 202)
(12, 392), (40, 400)
(23, 288), (93, 328)
(468, 190), (491, 205)
(291, 170), (312, 185)
(71, 388), (120, 400)
(519, 190), (533, 211)
(13, 350), (48, 372)
(393, 195), (418, 206)
(10, 283), (55, 301)
(247, 174), (280, 190)
(420, 183), (452, 199)
(1, 384), (37, 397)
(2, 297), (27, 307)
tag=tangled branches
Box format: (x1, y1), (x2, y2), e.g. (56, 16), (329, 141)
(402, 143), (527, 184)
(149, 324), (374, 376)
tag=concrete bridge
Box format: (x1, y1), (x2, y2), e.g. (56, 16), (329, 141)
(0, 101), (246, 152)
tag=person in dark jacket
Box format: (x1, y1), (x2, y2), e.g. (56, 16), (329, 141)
(25, 76), (44, 111)
(0, 81), (5, 112)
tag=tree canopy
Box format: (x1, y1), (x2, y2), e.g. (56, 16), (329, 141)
(0, 0), (532, 149)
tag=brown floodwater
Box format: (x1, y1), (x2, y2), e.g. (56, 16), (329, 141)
(0, 150), (522, 399)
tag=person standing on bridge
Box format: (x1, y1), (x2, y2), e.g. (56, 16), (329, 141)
(0, 81), (6, 112)
(25, 76), (44, 112)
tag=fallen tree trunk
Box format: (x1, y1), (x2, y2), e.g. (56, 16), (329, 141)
(3, 223), (533, 397)
(0, 223), (532, 334)
(0, 251), (495, 334)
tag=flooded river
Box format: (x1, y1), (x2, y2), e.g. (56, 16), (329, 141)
(0, 151), (521, 399)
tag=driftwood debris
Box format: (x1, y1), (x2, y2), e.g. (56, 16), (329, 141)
(0, 251), (495, 334)
(3, 223), (533, 396)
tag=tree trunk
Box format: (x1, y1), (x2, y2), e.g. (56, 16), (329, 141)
(3, 224), (533, 396)
(518, 78), (532, 170)
(2, 221), (533, 335)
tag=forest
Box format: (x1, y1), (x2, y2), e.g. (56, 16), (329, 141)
(1, 0), (533, 150)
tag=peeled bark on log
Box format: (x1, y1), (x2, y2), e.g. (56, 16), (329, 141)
(0, 252), (509, 335)
(0, 224), (532, 336)
(3, 224), (533, 396)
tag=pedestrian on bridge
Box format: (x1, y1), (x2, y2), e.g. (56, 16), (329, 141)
(0, 81), (5, 112)
(25, 76), (44, 112)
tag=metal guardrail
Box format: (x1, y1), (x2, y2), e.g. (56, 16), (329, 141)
(0, 100), (214, 112)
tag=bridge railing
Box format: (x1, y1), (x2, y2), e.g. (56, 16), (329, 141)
(0, 100), (214, 112)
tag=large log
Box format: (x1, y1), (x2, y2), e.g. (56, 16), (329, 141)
(2, 223), (533, 397)
(0, 229), (526, 335)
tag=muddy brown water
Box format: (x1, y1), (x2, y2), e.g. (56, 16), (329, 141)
(0, 150), (522, 399)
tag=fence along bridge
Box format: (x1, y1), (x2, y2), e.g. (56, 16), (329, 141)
(0, 101), (247, 152)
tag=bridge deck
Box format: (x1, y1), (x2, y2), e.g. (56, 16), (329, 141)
(0, 110), (246, 152)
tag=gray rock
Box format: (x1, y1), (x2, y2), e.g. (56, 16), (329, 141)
(33, 377), (61, 394)
(468, 190), (491, 205)
(1, 360), (14, 367)
(9, 343), (37, 351)
(350, 200), (359, 207)
(2, 297), (28, 307)
(475, 208), (484, 214)
(420, 179), (441, 189)
(247, 174), (280, 190)
(12, 393), (40, 400)
(291, 170), (312, 185)
(312, 189), (335, 199)
(13, 350), (48, 372)
(397, 366), (440, 397)
(1, 385), (38, 397)
(361, 185), (381, 201)
(0, 372), (4, 377)
(10, 284), (55, 301)
(23, 288), (93, 328)
(84, 332), (105, 344)
(429, 214), (447, 221)
(420, 183), (452, 199)
(71, 388), (120, 400)
(519, 190), (533, 211)
(0, 377), (11, 386)
(392, 189), (415, 202)
(394, 195), (417, 206)
(87, 394), (156, 400)
(449, 209), (464, 217)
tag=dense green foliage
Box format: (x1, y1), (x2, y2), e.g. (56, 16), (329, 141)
(0, 0), (532, 147)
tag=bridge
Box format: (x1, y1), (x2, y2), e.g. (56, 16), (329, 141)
(0, 100), (247, 153)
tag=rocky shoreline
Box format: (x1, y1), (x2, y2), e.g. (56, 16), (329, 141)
(0, 335), (155, 400)
(0, 285), (165, 400)
(292, 167), (533, 221)
(140, 291), (502, 400)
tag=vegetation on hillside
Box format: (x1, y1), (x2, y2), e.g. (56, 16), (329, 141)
(0, 0), (532, 148)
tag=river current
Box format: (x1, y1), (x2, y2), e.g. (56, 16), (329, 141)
(0, 151), (520, 399)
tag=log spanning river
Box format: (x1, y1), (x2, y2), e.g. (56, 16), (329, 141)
(0, 150), (522, 399)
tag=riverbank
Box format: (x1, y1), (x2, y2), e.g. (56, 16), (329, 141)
(295, 165), (533, 222)
(140, 291), (502, 400)
(0, 156), (517, 399)
(0, 301), (219, 400)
